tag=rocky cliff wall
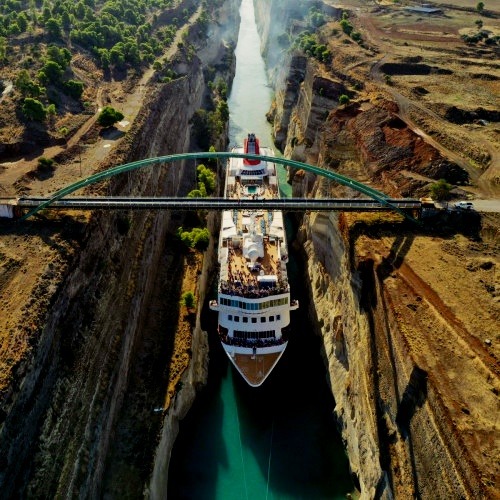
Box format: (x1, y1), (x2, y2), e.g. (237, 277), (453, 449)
(260, 1), (486, 497)
(0, 2), (239, 497)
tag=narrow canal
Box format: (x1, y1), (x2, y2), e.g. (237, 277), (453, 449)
(167, 1), (354, 498)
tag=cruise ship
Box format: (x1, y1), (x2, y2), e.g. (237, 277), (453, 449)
(209, 134), (299, 387)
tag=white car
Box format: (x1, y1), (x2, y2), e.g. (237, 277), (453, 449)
(455, 201), (474, 210)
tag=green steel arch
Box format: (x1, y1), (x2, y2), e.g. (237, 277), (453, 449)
(20, 152), (415, 221)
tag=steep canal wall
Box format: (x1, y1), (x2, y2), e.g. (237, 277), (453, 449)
(0, 1), (238, 497)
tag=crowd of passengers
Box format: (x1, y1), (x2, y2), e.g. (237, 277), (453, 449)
(220, 335), (285, 347)
(219, 280), (288, 298)
(227, 246), (282, 279)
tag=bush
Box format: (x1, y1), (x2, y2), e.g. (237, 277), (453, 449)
(430, 179), (452, 200)
(63, 80), (84, 99)
(339, 94), (350, 105)
(97, 106), (124, 127)
(180, 291), (196, 309)
(196, 164), (216, 194)
(22, 98), (47, 121)
(340, 18), (353, 36)
(37, 157), (55, 172)
(177, 226), (210, 250)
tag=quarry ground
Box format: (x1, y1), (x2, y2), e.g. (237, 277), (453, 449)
(0, 0), (499, 496)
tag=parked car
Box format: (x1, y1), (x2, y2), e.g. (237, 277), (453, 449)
(455, 201), (474, 210)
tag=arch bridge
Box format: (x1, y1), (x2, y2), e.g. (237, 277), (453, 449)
(5, 152), (420, 222)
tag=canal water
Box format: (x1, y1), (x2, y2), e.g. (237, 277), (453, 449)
(167, 0), (354, 498)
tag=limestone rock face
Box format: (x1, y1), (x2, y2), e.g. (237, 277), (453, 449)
(0, 1), (239, 497)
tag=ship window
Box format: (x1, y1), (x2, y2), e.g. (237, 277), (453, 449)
(251, 318), (257, 323)
(277, 314), (281, 320)
(269, 316), (274, 322)
(239, 301), (244, 308)
(243, 317), (248, 323)
(228, 314), (233, 321)
(261, 317), (266, 323)
(234, 316), (240, 322)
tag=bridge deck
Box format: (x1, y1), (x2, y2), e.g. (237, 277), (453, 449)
(3, 196), (422, 212)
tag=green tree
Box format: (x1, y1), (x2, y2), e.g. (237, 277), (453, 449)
(340, 18), (353, 36)
(63, 79), (84, 99)
(21, 97), (47, 121)
(61, 10), (71, 31)
(46, 46), (71, 69)
(339, 94), (350, 105)
(180, 291), (196, 309)
(197, 164), (216, 194)
(217, 100), (229, 123)
(16, 12), (28, 32)
(38, 60), (63, 84)
(15, 70), (31, 94)
(430, 179), (452, 200)
(45, 17), (61, 39)
(176, 226), (210, 250)
(476, 2), (484, 13)
(0, 37), (7, 61)
(97, 105), (124, 127)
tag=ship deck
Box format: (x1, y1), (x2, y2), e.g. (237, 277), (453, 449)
(226, 229), (280, 284)
(222, 170), (288, 289)
(233, 352), (282, 386)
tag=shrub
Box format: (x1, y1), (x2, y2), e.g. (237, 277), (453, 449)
(22, 98), (47, 121)
(63, 80), (84, 99)
(37, 157), (55, 172)
(176, 227), (210, 250)
(430, 179), (452, 200)
(340, 18), (353, 36)
(180, 291), (196, 309)
(339, 94), (350, 105)
(97, 106), (124, 127)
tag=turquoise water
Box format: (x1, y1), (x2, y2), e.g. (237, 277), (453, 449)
(168, 1), (353, 498)
(228, 0), (272, 148)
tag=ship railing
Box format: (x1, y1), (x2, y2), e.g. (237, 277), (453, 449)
(220, 335), (286, 348)
(219, 283), (290, 298)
